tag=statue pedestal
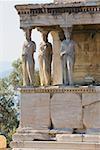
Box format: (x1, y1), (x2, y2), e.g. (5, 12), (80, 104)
(11, 86), (100, 149)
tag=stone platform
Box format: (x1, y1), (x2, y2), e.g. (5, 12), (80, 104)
(11, 140), (100, 150)
(11, 86), (100, 149)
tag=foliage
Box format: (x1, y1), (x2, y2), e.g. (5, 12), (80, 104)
(9, 59), (23, 87)
(0, 58), (40, 147)
(0, 78), (18, 147)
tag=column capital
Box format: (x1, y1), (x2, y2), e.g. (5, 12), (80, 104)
(36, 27), (50, 35)
(22, 28), (33, 41)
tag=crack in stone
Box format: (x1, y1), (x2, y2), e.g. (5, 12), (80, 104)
(83, 100), (100, 107)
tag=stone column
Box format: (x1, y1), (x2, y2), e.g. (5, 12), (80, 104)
(22, 28), (36, 86)
(51, 31), (62, 85)
(37, 28), (53, 86)
(60, 26), (75, 85)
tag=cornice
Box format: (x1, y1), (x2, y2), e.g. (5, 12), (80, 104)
(15, 3), (100, 16)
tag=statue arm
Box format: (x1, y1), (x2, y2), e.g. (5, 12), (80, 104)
(60, 44), (66, 56)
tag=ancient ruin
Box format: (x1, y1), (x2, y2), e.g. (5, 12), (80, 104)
(11, 0), (100, 149)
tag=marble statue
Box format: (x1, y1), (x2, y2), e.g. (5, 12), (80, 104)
(22, 29), (36, 86)
(60, 35), (75, 85)
(38, 33), (52, 86)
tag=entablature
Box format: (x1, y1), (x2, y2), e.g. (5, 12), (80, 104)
(15, 2), (100, 29)
(15, 3), (100, 16)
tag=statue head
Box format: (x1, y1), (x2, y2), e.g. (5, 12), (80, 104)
(59, 31), (66, 41)
(65, 32), (71, 39)
(62, 27), (72, 40)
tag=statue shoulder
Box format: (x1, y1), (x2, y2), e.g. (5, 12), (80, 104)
(61, 40), (67, 47)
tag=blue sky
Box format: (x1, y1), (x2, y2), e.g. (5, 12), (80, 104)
(0, 0), (53, 75)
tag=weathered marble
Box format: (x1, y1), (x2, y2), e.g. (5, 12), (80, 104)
(15, 1), (100, 85)
(82, 93), (100, 106)
(83, 134), (100, 142)
(22, 29), (36, 86)
(56, 134), (82, 142)
(82, 93), (100, 130)
(12, 131), (50, 142)
(51, 93), (82, 129)
(60, 38), (75, 85)
(20, 93), (50, 130)
(86, 128), (100, 135)
(38, 31), (52, 86)
(11, 141), (100, 150)
(83, 102), (100, 128)
(11, 86), (100, 149)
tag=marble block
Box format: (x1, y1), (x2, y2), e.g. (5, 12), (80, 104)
(20, 93), (50, 130)
(83, 102), (100, 129)
(82, 93), (100, 106)
(51, 93), (82, 129)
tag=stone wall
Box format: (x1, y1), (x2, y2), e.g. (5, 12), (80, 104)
(17, 87), (100, 133)
(11, 87), (100, 149)
(72, 25), (100, 83)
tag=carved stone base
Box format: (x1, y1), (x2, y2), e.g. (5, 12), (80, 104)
(56, 134), (100, 143)
(12, 131), (50, 142)
(11, 86), (100, 149)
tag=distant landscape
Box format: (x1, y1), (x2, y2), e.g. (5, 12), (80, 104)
(0, 61), (13, 78)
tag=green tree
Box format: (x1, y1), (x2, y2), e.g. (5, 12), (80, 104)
(0, 77), (18, 147)
(0, 58), (40, 147)
(9, 59), (23, 87)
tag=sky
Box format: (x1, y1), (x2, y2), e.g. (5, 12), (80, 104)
(0, 0), (53, 74)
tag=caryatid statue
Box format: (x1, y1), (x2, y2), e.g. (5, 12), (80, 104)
(38, 31), (53, 86)
(22, 28), (36, 86)
(60, 28), (75, 85)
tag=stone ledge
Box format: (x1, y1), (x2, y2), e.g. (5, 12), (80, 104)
(17, 86), (99, 94)
(83, 134), (100, 143)
(11, 141), (100, 150)
(56, 134), (82, 142)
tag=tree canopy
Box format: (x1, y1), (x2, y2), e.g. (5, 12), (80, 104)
(0, 77), (18, 146)
(0, 58), (40, 147)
